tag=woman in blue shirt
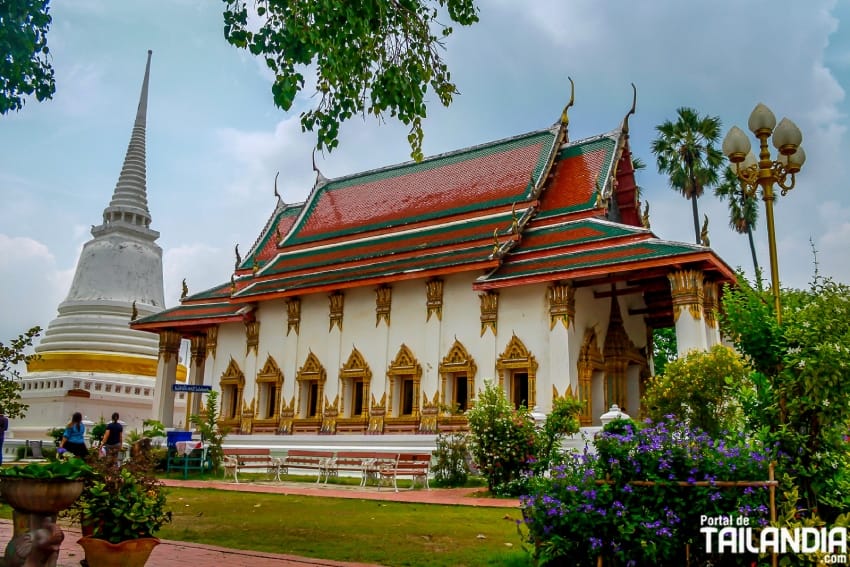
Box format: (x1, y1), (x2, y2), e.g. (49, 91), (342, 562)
(59, 412), (88, 458)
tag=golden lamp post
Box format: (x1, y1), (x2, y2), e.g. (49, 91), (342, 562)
(722, 103), (806, 324)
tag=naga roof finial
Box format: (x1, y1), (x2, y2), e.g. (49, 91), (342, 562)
(234, 243), (241, 270)
(559, 77), (575, 143)
(273, 171), (281, 201)
(181, 278), (188, 300)
(622, 83), (637, 135)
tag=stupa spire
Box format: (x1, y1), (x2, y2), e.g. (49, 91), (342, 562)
(92, 50), (157, 240)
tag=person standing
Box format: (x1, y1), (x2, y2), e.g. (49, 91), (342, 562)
(101, 412), (123, 462)
(59, 412), (88, 459)
(0, 410), (8, 465)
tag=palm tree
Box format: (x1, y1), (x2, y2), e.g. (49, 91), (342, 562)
(714, 166), (761, 280)
(651, 107), (724, 245)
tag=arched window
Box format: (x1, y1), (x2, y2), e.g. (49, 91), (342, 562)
(496, 334), (538, 410)
(295, 351), (326, 420)
(338, 348), (372, 433)
(387, 344), (422, 419)
(439, 340), (477, 413)
(219, 358), (245, 429)
(254, 355), (283, 427)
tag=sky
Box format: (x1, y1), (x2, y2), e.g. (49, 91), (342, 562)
(1, 0), (849, 345)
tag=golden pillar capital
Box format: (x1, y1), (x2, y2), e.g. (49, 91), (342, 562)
(547, 282), (575, 330)
(703, 281), (719, 329)
(668, 269), (705, 322)
(479, 291), (499, 336)
(158, 330), (182, 363)
(190, 335), (207, 365)
(425, 278), (444, 321)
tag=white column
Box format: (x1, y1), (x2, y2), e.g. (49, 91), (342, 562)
(187, 335), (207, 419)
(547, 283), (575, 411)
(151, 330), (181, 427)
(668, 270), (708, 357)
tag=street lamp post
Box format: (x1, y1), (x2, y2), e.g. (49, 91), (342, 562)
(721, 103), (806, 324)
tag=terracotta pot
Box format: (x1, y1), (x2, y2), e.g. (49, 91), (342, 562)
(0, 477), (84, 514)
(77, 536), (160, 567)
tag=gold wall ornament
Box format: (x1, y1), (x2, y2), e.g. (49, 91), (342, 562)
(703, 281), (719, 329)
(287, 297), (301, 335)
(668, 269), (705, 322)
(329, 291), (344, 331)
(547, 283), (576, 330)
(479, 291), (499, 336)
(205, 326), (218, 359)
(419, 390), (440, 433)
(279, 396), (296, 434)
(245, 319), (260, 356)
(368, 393), (387, 433)
(425, 278), (444, 321)
(241, 397), (255, 434)
(375, 285), (392, 326)
(321, 395), (339, 433)
(157, 329), (182, 363)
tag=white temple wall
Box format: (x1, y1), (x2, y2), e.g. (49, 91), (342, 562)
(441, 274), (491, 390)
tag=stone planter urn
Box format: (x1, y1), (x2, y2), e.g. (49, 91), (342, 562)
(0, 477), (84, 567)
(76, 536), (161, 567)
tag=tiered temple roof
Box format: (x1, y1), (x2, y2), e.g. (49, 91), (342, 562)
(134, 110), (734, 333)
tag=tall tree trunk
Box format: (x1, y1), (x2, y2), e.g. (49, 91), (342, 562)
(691, 193), (701, 245)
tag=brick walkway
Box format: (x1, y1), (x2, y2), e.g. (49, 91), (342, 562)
(1, 479), (519, 567)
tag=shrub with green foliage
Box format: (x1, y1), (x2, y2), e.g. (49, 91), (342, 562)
(190, 391), (230, 474)
(431, 432), (470, 487)
(722, 274), (850, 520)
(642, 344), (749, 437)
(466, 380), (536, 495)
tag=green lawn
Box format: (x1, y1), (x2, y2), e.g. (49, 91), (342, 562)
(163, 487), (531, 566)
(1, 486), (533, 566)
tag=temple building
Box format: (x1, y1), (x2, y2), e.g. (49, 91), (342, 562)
(13, 51), (187, 440)
(133, 90), (733, 436)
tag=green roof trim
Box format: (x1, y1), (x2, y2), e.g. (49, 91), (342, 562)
(239, 204), (302, 270)
(481, 241), (702, 283)
(263, 211), (515, 276)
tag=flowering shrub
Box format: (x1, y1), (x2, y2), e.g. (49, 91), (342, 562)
(521, 417), (772, 566)
(467, 380), (537, 495)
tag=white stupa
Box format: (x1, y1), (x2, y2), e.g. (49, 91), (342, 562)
(13, 51), (186, 439)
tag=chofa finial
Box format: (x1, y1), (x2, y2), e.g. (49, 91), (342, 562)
(622, 83), (637, 135)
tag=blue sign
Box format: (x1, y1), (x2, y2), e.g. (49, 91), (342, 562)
(171, 384), (212, 393)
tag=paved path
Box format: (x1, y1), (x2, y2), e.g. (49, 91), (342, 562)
(1, 479), (519, 567)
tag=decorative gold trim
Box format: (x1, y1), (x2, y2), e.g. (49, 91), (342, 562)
(158, 330), (182, 364)
(479, 291), (499, 336)
(419, 390), (439, 433)
(426, 278), (443, 322)
(241, 397), (255, 434)
(26, 351), (186, 380)
(287, 298), (301, 335)
(496, 334), (538, 408)
(375, 285), (392, 327)
(329, 292), (344, 331)
(205, 326), (218, 359)
(190, 335), (206, 366)
(603, 298), (647, 414)
(387, 344), (423, 418)
(245, 320), (260, 356)
(279, 396), (296, 434)
(703, 281), (719, 329)
(321, 395), (339, 433)
(368, 393), (387, 433)
(668, 269), (705, 322)
(439, 339), (477, 412)
(547, 283), (575, 330)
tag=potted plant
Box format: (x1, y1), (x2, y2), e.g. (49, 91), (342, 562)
(66, 450), (171, 567)
(0, 458), (91, 566)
